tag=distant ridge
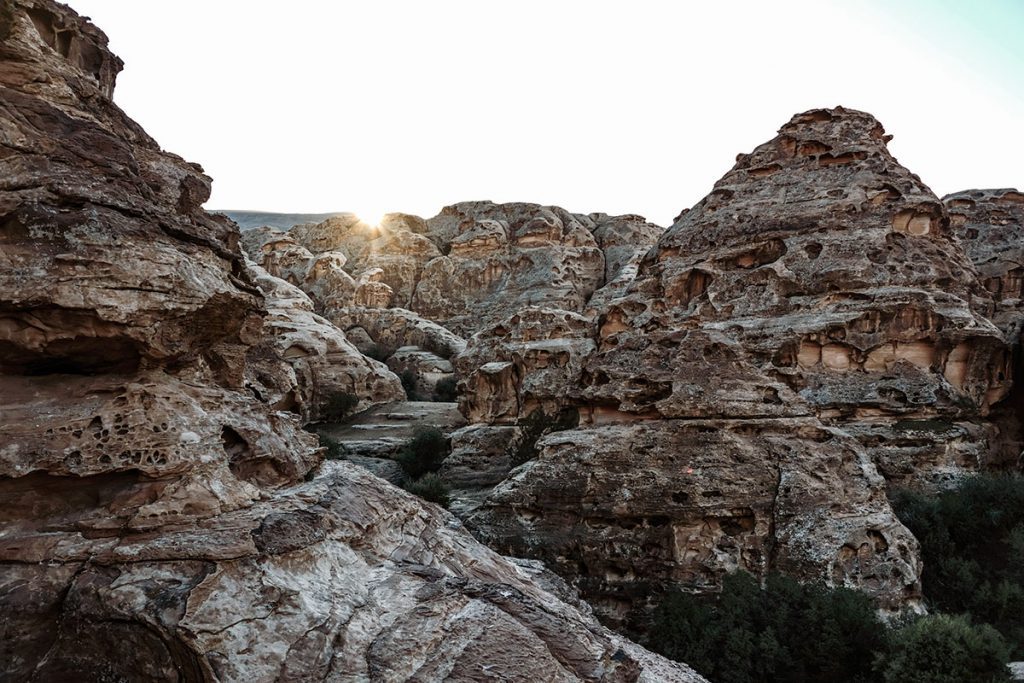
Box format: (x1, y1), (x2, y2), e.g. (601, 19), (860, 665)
(214, 210), (349, 231)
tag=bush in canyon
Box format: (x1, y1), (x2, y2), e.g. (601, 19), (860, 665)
(893, 473), (1024, 656)
(396, 426), (448, 479)
(432, 376), (458, 402)
(320, 391), (359, 422)
(648, 571), (883, 683)
(400, 369), (420, 400)
(876, 614), (1011, 683)
(403, 472), (451, 508)
(317, 433), (346, 460)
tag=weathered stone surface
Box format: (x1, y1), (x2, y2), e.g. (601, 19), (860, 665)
(441, 424), (525, 516)
(241, 227), (359, 311)
(946, 188), (1024, 471)
(410, 202), (608, 335)
(268, 202), (664, 339)
(465, 108), (1006, 624)
(457, 307), (596, 423)
(585, 108), (1006, 422)
(327, 306), (468, 360)
(286, 212), (441, 310)
(471, 420), (920, 626)
(0, 3), (705, 680)
(3, 461), (705, 682)
(386, 345), (455, 399)
(245, 264), (405, 422)
(947, 189), (1024, 342)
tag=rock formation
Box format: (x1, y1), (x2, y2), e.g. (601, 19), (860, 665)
(244, 202), (665, 339)
(245, 264), (406, 422)
(946, 188), (1024, 469)
(462, 108), (1020, 628)
(0, 2), (705, 680)
(241, 96), (1024, 631)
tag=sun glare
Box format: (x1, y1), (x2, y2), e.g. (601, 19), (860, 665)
(355, 209), (388, 227)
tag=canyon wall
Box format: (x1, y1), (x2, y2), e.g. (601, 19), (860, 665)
(456, 109), (1022, 628)
(0, 2), (705, 680)
(248, 100), (1024, 631)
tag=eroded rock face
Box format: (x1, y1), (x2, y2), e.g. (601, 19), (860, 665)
(327, 306), (468, 360)
(386, 345), (454, 399)
(946, 188), (1024, 471)
(240, 227), (359, 310)
(0, 3), (705, 680)
(410, 202), (607, 335)
(947, 189), (1024, 342)
(256, 202), (665, 340)
(464, 108), (1010, 626)
(585, 109), (1005, 423)
(473, 420), (919, 625)
(3, 461), (705, 683)
(285, 212), (442, 309)
(245, 265), (405, 422)
(456, 307), (596, 424)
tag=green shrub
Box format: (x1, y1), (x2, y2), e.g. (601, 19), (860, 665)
(509, 408), (579, 467)
(318, 433), (346, 460)
(363, 343), (394, 362)
(876, 614), (1011, 683)
(892, 474), (1024, 656)
(395, 426), (448, 479)
(400, 369), (419, 399)
(648, 571), (884, 683)
(320, 391), (359, 422)
(433, 375), (458, 402)
(404, 472), (450, 508)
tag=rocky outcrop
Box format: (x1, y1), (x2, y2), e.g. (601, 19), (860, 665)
(946, 188), (1024, 470)
(251, 202), (665, 339)
(0, 3), (706, 680)
(285, 212), (441, 309)
(464, 108), (1015, 626)
(456, 307), (596, 424)
(240, 227), (359, 310)
(3, 459), (705, 682)
(410, 203), (607, 335)
(327, 306), (468, 360)
(947, 189), (1024, 342)
(245, 265), (405, 422)
(473, 419), (919, 627)
(386, 346), (454, 399)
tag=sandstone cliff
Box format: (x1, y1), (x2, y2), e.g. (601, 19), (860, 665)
(456, 108), (1022, 628)
(0, 2), (705, 680)
(243, 202), (665, 338)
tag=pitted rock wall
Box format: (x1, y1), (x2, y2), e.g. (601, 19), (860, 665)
(0, 3), (705, 680)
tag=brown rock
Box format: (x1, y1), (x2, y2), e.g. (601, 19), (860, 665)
(0, 3), (705, 681)
(386, 345), (455, 399)
(456, 307), (596, 423)
(471, 420), (920, 626)
(466, 108), (988, 624)
(412, 202), (608, 336)
(245, 264), (405, 422)
(328, 306), (468, 360)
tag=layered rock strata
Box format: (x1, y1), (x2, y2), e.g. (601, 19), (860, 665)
(946, 188), (1024, 469)
(245, 202), (665, 340)
(464, 108), (1018, 626)
(0, 3), (705, 680)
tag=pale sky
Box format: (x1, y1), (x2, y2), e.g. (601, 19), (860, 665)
(71, 0), (1023, 226)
